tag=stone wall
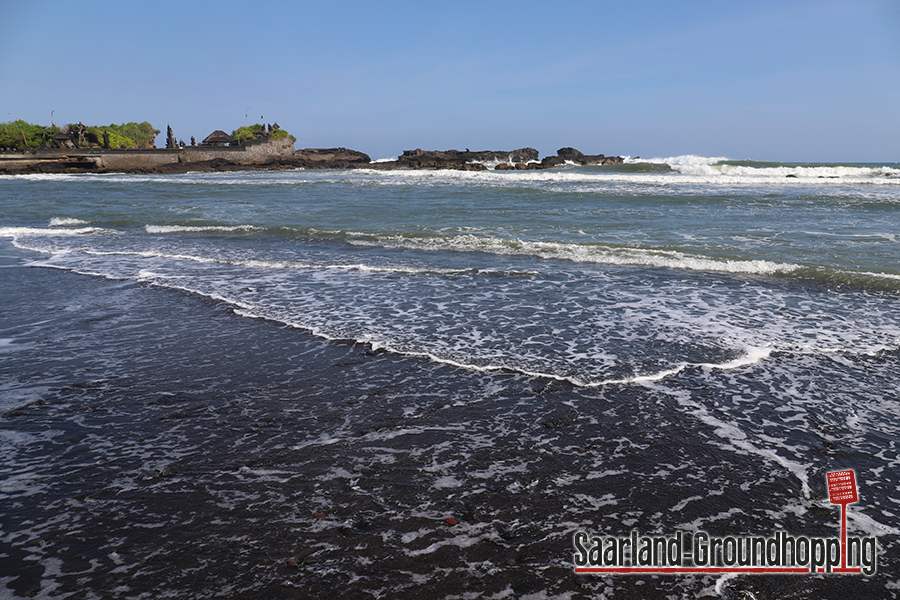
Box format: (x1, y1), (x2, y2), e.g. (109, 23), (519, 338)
(179, 138), (296, 163)
(3, 138), (298, 173)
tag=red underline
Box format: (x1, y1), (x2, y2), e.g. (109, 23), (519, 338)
(574, 567), (862, 574)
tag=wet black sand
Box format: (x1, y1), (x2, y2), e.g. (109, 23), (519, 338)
(0, 264), (892, 599)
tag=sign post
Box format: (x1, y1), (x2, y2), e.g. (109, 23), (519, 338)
(826, 470), (858, 571)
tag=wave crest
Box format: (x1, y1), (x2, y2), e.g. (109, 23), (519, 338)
(625, 156), (900, 182)
(348, 233), (800, 276)
(144, 224), (260, 234)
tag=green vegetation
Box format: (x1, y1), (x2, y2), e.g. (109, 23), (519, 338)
(103, 130), (136, 149)
(74, 122), (160, 149)
(0, 120), (61, 150)
(108, 122), (160, 148)
(232, 124), (296, 143)
(231, 124), (265, 142)
(271, 128), (296, 142)
(2, 119), (295, 151)
(0, 120), (160, 150)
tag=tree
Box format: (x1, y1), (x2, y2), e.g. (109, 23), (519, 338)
(232, 123), (295, 143)
(68, 121), (159, 149)
(0, 120), (61, 150)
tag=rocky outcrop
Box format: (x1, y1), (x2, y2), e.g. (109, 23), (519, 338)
(150, 148), (373, 173)
(153, 147), (373, 172)
(534, 148), (624, 169)
(366, 147), (622, 171)
(0, 145), (622, 174)
(288, 147), (372, 169)
(367, 148), (540, 171)
(0, 153), (104, 174)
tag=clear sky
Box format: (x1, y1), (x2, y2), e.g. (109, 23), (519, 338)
(1, 0), (898, 161)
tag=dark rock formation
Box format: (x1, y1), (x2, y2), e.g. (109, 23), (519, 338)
(288, 148), (372, 169)
(0, 144), (622, 175)
(538, 147), (624, 168)
(539, 155), (567, 169)
(556, 147), (584, 160)
(365, 147), (621, 171)
(508, 148), (540, 163)
(367, 148), (540, 171)
(150, 148), (373, 173)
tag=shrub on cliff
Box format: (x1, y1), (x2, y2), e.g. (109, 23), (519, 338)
(232, 124), (295, 143)
(83, 126), (135, 149)
(103, 122), (160, 149)
(65, 122), (160, 149)
(271, 129), (296, 142)
(232, 124), (265, 143)
(106, 131), (136, 149)
(116, 122), (159, 148)
(0, 120), (61, 150)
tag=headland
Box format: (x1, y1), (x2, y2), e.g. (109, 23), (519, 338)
(0, 144), (624, 175)
(0, 119), (623, 175)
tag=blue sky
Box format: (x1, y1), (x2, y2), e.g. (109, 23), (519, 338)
(1, 0), (898, 161)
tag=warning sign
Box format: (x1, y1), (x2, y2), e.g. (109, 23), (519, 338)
(827, 470), (858, 505)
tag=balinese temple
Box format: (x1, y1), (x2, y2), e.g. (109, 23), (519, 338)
(201, 130), (235, 146)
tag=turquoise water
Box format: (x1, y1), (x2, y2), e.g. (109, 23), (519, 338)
(1, 157), (899, 598)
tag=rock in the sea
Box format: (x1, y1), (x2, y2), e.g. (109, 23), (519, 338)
(508, 148), (540, 163)
(548, 147), (624, 166)
(289, 147), (372, 169)
(369, 148), (540, 171)
(556, 147), (585, 160)
(540, 155), (566, 168)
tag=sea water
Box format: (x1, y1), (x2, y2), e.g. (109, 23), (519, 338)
(1, 157), (899, 598)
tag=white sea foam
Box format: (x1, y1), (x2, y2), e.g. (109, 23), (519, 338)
(19, 236), (900, 389)
(1, 173), (84, 181)
(628, 155), (900, 184)
(658, 386), (813, 499)
(81, 246), (538, 277)
(847, 508), (900, 537)
(359, 156), (900, 187)
(49, 217), (90, 226)
(625, 154), (731, 166)
(144, 224), (260, 233)
(583, 347), (771, 388)
(31, 239), (897, 389)
(380, 157), (870, 182)
(848, 270), (900, 282)
(350, 234), (800, 276)
(0, 225), (110, 238)
(405, 527), (492, 557)
(700, 346), (771, 370)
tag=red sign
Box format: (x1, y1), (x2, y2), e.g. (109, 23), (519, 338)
(827, 470), (858, 505)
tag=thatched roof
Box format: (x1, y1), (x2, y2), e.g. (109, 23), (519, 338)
(202, 130), (235, 144)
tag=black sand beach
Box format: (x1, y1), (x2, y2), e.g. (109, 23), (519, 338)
(1, 258), (890, 599)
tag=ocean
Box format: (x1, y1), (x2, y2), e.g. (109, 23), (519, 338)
(1, 156), (899, 599)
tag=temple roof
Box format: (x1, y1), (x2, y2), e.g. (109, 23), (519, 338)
(202, 130), (235, 144)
